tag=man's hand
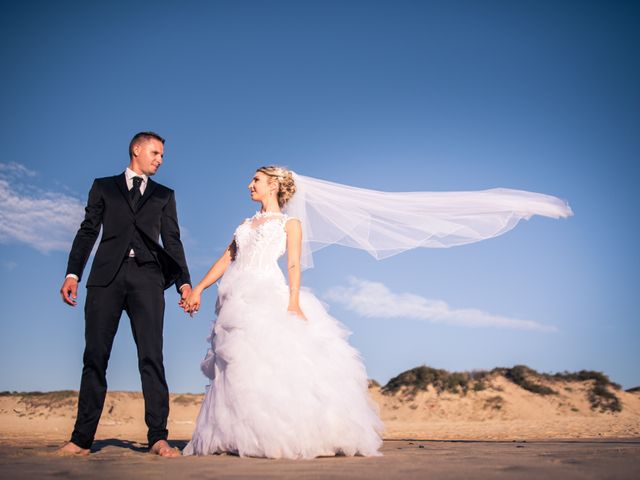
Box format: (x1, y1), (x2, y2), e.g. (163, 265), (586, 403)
(60, 277), (79, 306)
(178, 284), (192, 309)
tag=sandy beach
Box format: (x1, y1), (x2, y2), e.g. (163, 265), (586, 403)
(1, 438), (639, 479)
(2, 370), (639, 478)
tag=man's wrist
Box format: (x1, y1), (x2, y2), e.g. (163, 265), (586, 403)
(66, 274), (79, 282)
(179, 283), (191, 292)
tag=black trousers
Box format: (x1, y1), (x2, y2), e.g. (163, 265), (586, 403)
(70, 258), (169, 449)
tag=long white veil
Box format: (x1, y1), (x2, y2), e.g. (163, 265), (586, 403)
(284, 172), (573, 270)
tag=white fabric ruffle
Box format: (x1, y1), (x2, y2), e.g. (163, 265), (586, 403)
(183, 264), (383, 459)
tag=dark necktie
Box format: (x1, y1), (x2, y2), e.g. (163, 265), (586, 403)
(130, 176), (143, 209)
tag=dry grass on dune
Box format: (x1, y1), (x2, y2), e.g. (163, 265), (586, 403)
(379, 365), (625, 413)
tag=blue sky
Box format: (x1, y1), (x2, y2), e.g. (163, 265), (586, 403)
(1, 0), (638, 393)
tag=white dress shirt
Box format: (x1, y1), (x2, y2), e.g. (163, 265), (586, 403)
(125, 167), (148, 195)
(125, 168), (147, 257)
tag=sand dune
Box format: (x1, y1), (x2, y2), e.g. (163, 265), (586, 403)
(2, 368), (639, 443)
(373, 373), (640, 440)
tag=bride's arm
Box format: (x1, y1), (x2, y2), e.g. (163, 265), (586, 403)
(285, 218), (306, 320)
(183, 239), (236, 315)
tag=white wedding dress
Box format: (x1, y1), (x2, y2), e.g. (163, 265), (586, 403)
(183, 212), (383, 459)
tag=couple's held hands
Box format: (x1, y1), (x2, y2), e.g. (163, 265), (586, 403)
(60, 277), (78, 306)
(180, 286), (202, 317)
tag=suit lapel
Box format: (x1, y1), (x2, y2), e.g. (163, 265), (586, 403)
(137, 178), (158, 211)
(115, 172), (135, 212)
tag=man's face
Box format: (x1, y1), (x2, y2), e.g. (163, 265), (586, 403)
(131, 138), (164, 176)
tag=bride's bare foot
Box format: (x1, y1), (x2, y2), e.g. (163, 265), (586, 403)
(150, 439), (180, 458)
(56, 442), (90, 456)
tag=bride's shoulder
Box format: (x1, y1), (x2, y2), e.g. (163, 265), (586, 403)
(284, 215), (301, 230)
(233, 216), (252, 233)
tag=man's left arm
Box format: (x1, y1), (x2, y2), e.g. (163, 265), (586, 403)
(160, 190), (192, 295)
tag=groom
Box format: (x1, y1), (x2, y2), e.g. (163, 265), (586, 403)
(58, 132), (191, 457)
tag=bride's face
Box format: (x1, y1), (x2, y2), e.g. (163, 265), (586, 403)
(248, 172), (276, 202)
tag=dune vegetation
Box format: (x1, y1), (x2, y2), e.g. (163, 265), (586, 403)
(380, 365), (623, 413)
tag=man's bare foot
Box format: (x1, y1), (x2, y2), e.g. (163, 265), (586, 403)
(56, 442), (90, 456)
(150, 439), (180, 458)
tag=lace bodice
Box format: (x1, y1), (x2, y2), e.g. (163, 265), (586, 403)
(232, 212), (292, 277)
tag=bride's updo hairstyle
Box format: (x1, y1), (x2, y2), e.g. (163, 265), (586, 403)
(257, 165), (296, 208)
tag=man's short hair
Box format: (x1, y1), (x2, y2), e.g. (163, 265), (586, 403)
(129, 131), (165, 158)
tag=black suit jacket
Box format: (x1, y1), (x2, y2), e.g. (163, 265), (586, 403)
(66, 173), (191, 291)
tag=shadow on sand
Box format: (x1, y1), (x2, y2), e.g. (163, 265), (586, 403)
(91, 438), (190, 454)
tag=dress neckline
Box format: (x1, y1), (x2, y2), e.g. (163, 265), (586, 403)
(254, 211), (286, 219)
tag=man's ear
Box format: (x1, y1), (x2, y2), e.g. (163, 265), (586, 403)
(132, 143), (140, 158)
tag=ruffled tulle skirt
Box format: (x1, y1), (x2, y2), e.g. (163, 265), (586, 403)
(183, 265), (383, 459)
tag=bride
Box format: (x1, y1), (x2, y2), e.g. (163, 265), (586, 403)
(181, 166), (384, 458)
(180, 165), (572, 459)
